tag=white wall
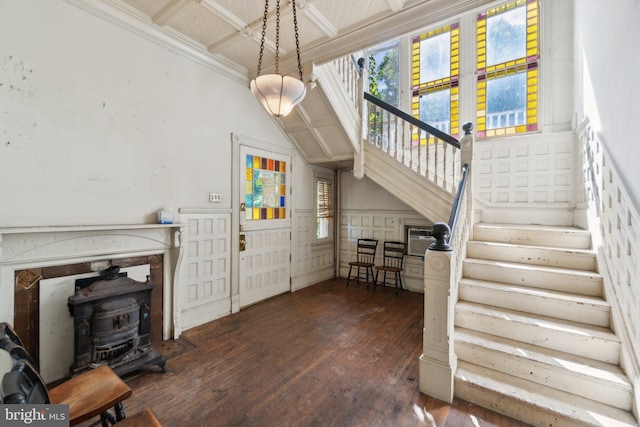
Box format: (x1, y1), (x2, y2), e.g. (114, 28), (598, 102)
(341, 172), (415, 212)
(574, 0), (640, 207)
(0, 0), (292, 227)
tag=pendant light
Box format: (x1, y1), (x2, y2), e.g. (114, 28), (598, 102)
(250, 0), (306, 117)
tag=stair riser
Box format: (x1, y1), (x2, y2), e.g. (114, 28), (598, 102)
(473, 227), (591, 249)
(463, 261), (603, 296)
(455, 342), (632, 410)
(454, 309), (620, 364)
(459, 283), (610, 327)
(454, 379), (592, 427)
(466, 242), (596, 271)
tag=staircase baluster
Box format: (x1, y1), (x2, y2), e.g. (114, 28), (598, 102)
(434, 136), (440, 186)
(394, 115), (399, 161)
(443, 137), (448, 191)
(389, 110), (393, 156)
(402, 119), (408, 167)
(424, 131), (432, 178)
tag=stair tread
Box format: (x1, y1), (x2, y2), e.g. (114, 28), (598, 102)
(459, 278), (610, 307)
(464, 257), (602, 277)
(468, 239), (595, 253)
(467, 240), (596, 262)
(475, 222), (591, 234)
(455, 327), (631, 387)
(456, 361), (638, 426)
(455, 301), (619, 341)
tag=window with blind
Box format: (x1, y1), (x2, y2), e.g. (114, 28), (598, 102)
(315, 173), (334, 241)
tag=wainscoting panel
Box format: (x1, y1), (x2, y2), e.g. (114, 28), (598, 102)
(577, 122), (640, 405)
(339, 210), (431, 292)
(476, 132), (576, 225)
(291, 209), (334, 290)
(177, 211), (231, 332)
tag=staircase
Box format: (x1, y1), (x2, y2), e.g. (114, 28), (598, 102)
(454, 223), (637, 426)
(286, 57), (637, 426)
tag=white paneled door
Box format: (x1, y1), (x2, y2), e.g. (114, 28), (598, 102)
(238, 144), (291, 308)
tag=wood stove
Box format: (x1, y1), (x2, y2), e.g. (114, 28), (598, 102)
(68, 266), (166, 376)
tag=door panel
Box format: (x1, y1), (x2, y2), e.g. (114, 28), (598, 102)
(238, 145), (291, 308)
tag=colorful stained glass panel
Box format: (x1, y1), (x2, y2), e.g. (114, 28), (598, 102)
(476, 0), (539, 138)
(245, 154), (286, 220)
(411, 23), (460, 137)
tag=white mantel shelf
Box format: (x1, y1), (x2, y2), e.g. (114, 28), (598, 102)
(0, 223), (186, 235)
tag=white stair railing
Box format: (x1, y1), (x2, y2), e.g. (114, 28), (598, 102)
(364, 93), (462, 195)
(333, 56), (361, 113)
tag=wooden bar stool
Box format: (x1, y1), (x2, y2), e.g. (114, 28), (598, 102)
(3, 359), (132, 426)
(116, 408), (164, 427)
(1, 322), (133, 426)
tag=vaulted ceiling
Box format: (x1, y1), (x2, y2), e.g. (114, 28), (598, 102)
(102, 0), (492, 80)
(84, 0), (492, 169)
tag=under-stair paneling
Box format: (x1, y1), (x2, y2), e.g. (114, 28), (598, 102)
(339, 210), (430, 292)
(176, 210), (231, 332)
(363, 143), (455, 222)
(476, 132), (576, 225)
(291, 209), (334, 290)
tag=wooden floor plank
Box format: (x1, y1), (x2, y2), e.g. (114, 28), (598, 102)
(98, 278), (530, 427)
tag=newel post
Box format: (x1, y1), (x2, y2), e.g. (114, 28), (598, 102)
(419, 122), (474, 403)
(353, 57), (366, 180)
(419, 222), (456, 403)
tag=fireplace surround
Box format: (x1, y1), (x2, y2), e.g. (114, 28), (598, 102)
(0, 224), (183, 382)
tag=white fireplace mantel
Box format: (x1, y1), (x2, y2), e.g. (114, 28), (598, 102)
(0, 223), (186, 340)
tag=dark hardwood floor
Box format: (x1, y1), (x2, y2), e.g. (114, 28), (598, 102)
(115, 278), (531, 427)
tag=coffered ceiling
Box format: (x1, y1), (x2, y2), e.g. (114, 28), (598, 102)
(93, 0), (492, 80)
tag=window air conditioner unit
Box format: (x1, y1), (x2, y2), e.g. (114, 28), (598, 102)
(407, 228), (435, 257)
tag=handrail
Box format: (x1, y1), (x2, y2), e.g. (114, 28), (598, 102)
(429, 163), (469, 252)
(364, 92), (460, 149)
(446, 163), (469, 245)
(428, 122), (473, 251)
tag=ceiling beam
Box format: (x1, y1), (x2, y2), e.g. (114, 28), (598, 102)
(152, 0), (192, 25)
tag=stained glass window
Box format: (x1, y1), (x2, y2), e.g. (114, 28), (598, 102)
(245, 154), (286, 221)
(476, 0), (539, 138)
(411, 22), (460, 140)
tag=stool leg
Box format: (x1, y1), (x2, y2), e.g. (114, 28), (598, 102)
(115, 402), (126, 422)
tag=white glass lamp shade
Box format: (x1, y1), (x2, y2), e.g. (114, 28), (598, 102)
(250, 74), (306, 117)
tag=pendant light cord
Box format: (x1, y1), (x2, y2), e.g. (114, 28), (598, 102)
(256, 0), (269, 77)
(292, 0), (303, 81)
(255, 0), (303, 81)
